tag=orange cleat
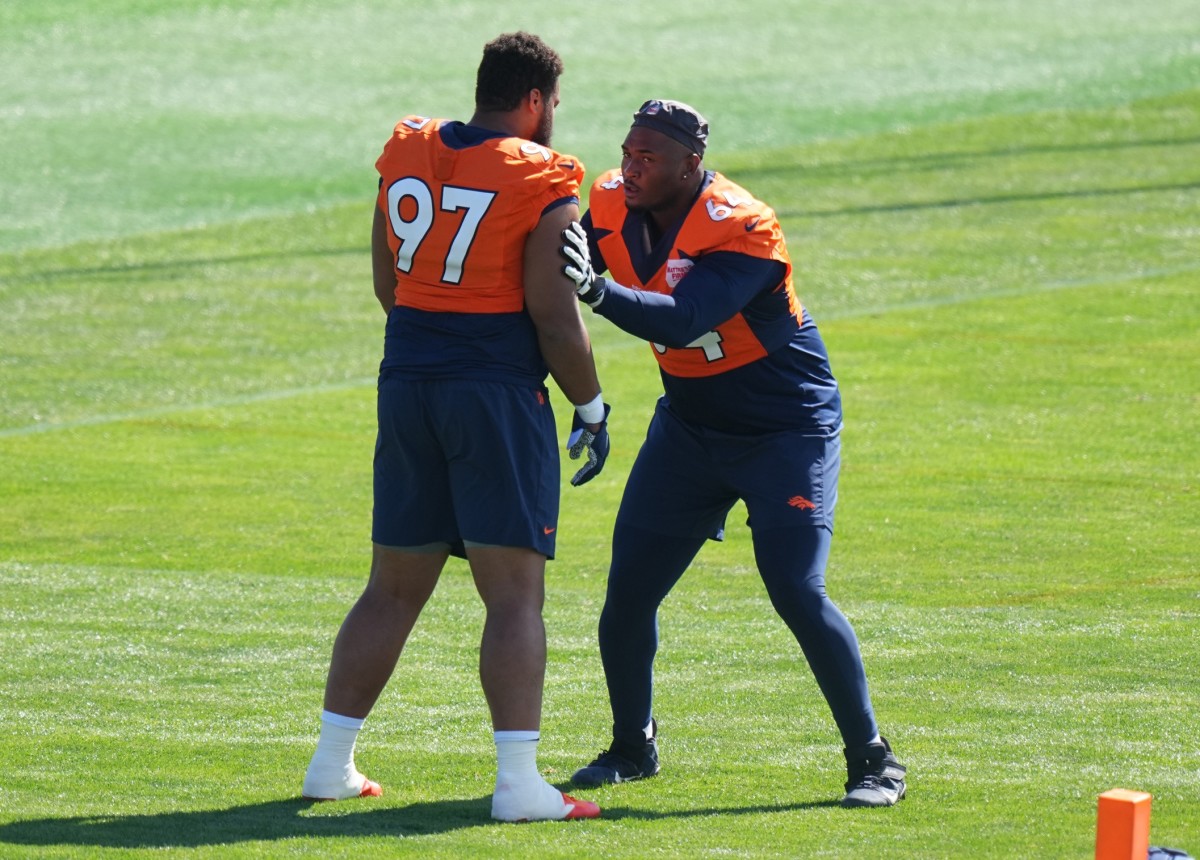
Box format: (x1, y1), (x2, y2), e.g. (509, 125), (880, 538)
(560, 793), (601, 820)
(302, 776), (382, 802)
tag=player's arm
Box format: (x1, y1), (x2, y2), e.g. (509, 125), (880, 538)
(371, 204), (396, 314)
(562, 223), (783, 346)
(598, 253), (784, 347)
(526, 201), (603, 408)
(527, 201), (611, 486)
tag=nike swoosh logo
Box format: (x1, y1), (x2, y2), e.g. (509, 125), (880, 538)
(744, 218), (760, 232)
(543, 526), (556, 535)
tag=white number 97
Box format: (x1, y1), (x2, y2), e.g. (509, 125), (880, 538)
(385, 177), (496, 284)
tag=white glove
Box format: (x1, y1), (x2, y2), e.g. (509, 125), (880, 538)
(560, 221), (606, 307)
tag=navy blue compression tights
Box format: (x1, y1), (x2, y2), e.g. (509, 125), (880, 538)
(597, 521), (878, 750)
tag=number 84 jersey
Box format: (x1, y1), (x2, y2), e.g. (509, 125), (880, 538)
(586, 167), (800, 378)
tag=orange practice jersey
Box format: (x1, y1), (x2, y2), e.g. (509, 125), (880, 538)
(375, 116), (584, 314)
(586, 168), (802, 378)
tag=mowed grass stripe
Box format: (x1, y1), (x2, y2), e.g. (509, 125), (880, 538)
(5, 255), (1197, 439)
(3, 0), (1197, 254)
(3, 92), (1197, 436)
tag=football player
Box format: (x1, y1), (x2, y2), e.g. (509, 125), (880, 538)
(560, 99), (906, 807)
(302, 32), (608, 823)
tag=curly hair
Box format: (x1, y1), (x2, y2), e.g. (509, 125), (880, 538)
(475, 32), (564, 112)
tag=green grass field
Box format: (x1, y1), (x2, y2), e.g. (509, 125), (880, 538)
(2, 2), (1198, 857)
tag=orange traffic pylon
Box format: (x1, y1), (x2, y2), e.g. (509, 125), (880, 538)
(1096, 788), (1152, 860)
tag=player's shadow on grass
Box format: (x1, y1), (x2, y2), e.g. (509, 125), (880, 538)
(0, 796), (840, 849)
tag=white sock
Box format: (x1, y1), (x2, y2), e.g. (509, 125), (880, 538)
(302, 711), (370, 799)
(491, 731), (573, 822)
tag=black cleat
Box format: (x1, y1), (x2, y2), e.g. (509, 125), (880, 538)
(841, 736), (907, 807)
(572, 723), (660, 787)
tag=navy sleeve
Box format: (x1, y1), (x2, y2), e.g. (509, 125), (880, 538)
(542, 194), (580, 217)
(594, 252), (786, 348)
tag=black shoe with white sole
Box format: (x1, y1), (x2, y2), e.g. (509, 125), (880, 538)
(841, 736), (907, 807)
(571, 722), (660, 787)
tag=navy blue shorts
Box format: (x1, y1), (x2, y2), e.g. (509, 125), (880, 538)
(616, 398), (840, 540)
(372, 377), (560, 558)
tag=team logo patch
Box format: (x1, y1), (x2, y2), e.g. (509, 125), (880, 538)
(788, 495), (816, 511)
(666, 258), (694, 288)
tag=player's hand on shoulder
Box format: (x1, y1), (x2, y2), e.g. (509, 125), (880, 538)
(560, 221), (606, 307)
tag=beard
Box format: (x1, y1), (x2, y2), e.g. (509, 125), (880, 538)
(532, 108), (554, 147)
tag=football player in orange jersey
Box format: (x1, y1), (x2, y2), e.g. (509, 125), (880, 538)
(302, 33), (607, 823)
(560, 100), (906, 807)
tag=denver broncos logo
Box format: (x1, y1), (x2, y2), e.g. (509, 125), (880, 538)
(788, 495), (816, 511)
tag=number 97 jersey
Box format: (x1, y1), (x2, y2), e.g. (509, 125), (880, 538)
(375, 116), (584, 314)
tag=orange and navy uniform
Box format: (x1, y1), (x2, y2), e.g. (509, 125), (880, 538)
(582, 169), (841, 434)
(375, 116), (584, 386)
